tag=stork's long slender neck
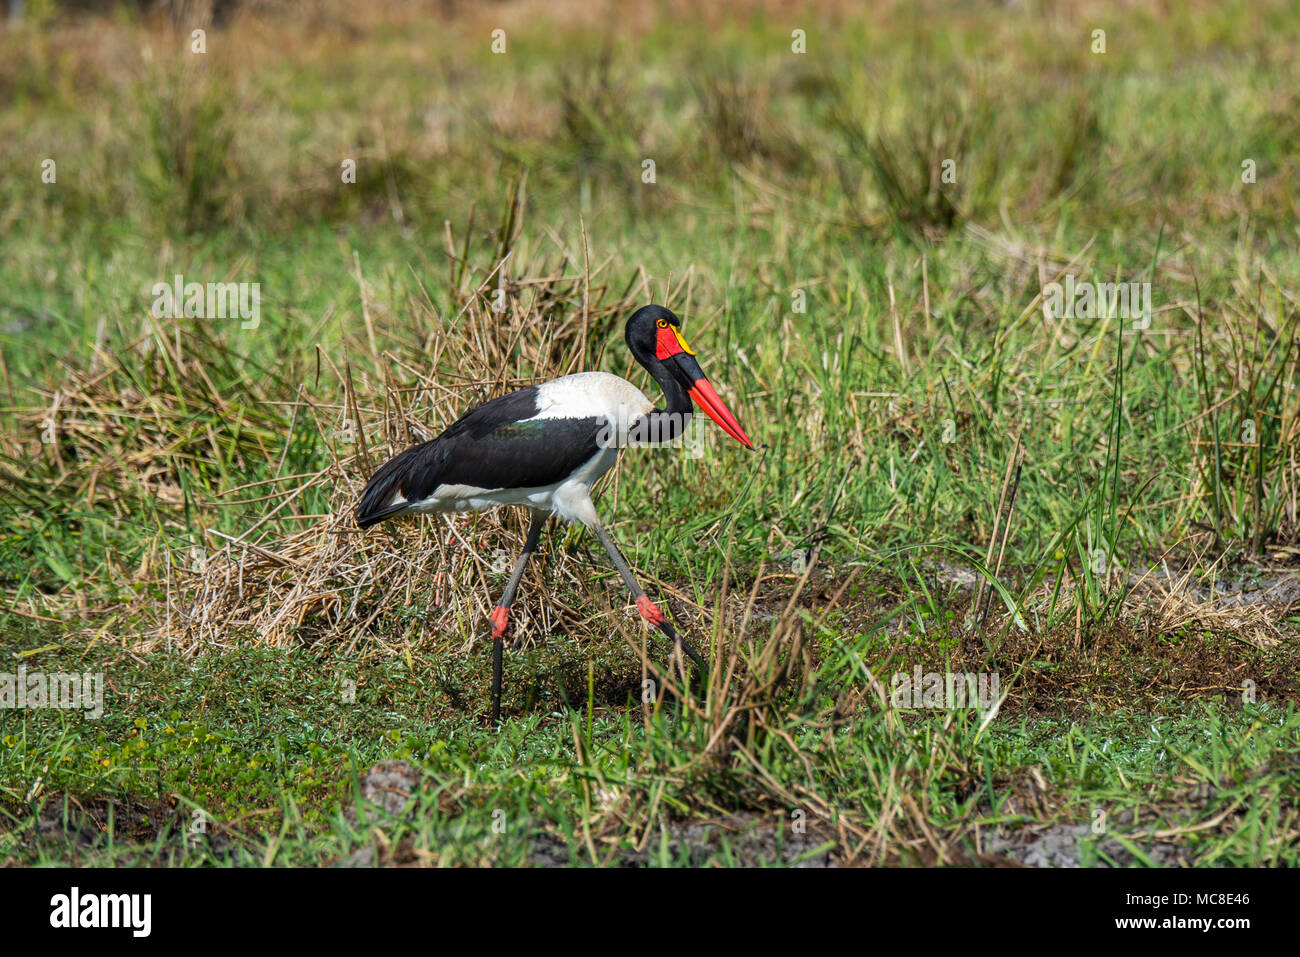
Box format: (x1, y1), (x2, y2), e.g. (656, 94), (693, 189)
(636, 353), (691, 443)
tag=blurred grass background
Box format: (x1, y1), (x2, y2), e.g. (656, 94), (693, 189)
(3, 1), (1298, 592)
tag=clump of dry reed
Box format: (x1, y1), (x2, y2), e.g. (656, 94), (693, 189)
(159, 237), (660, 656)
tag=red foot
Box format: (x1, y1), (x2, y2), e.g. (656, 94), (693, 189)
(490, 605), (509, 638)
(636, 595), (666, 626)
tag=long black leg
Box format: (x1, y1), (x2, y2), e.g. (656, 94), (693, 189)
(489, 511), (547, 725)
(590, 519), (707, 676)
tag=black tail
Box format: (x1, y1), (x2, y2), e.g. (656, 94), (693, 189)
(355, 499), (410, 529)
(354, 442), (435, 529)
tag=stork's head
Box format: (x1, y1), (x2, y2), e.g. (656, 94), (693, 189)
(625, 305), (755, 450)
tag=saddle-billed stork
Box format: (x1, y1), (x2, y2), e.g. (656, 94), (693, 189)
(355, 304), (755, 723)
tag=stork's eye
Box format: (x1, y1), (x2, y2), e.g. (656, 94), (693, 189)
(656, 318), (668, 328)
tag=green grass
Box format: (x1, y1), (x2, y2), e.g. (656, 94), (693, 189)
(4, 638), (1297, 865)
(1, 0), (1299, 865)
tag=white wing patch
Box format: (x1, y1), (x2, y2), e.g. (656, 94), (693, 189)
(399, 373), (650, 525)
(527, 372), (653, 423)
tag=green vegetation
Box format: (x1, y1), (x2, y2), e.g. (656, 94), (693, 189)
(1, 0), (1297, 865)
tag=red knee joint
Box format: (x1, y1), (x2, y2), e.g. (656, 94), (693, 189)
(490, 605), (509, 638)
(636, 595), (666, 626)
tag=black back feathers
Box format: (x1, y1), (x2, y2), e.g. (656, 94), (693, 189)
(354, 385), (607, 528)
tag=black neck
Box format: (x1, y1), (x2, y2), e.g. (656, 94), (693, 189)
(647, 355), (691, 415)
(634, 354), (692, 443)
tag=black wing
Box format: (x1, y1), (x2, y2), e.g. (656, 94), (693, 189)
(355, 385), (606, 528)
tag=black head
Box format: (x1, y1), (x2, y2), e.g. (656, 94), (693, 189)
(622, 303), (755, 449)
(625, 304), (681, 363)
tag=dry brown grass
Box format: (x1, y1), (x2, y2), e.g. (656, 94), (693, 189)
(0, 188), (690, 660)
(151, 217), (671, 656)
(1125, 560), (1299, 650)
